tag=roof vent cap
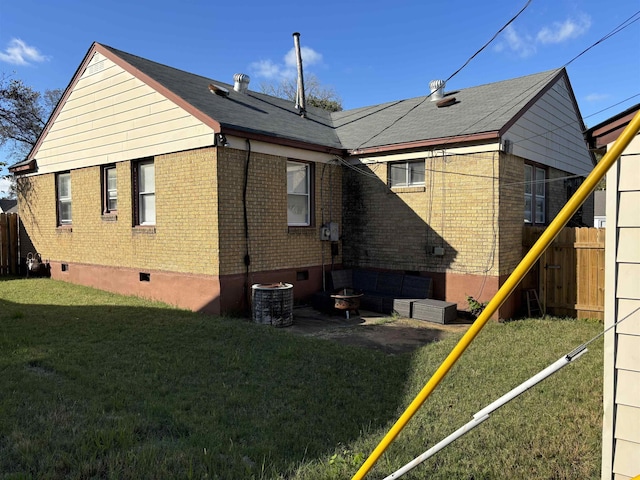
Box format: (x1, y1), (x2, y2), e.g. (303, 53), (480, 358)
(429, 79), (445, 101)
(233, 73), (250, 93)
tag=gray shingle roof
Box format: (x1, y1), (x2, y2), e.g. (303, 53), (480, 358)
(102, 45), (343, 150)
(332, 69), (563, 150)
(0, 198), (17, 213)
(103, 45), (563, 154)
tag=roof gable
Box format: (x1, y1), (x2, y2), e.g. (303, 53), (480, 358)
(100, 45), (343, 152)
(15, 45), (220, 174)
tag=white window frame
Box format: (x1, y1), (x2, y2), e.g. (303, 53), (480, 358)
(57, 172), (72, 225)
(524, 164), (546, 225)
(136, 160), (155, 226)
(287, 161), (311, 226)
(103, 165), (118, 214)
(534, 166), (545, 224)
(389, 160), (425, 187)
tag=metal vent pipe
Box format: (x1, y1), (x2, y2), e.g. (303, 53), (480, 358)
(293, 32), (306, 118)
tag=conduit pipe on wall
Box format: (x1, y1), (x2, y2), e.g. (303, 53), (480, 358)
(352, 110), (640, 480)
(243, 139), (252, 310)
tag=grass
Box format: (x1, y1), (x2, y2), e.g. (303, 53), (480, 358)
(0, 278), (603, 479)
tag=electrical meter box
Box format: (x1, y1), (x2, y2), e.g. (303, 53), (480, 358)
(320, 222), (339, 241)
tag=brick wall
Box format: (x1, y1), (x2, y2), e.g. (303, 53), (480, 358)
(499, 153), (525, 274)
(217, 148), (342, 277)
(343, 152), (502, 276)
(18, 147), (219, 275)
(17, 145), (342, 287)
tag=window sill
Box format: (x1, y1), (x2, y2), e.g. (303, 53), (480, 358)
(101, 213), (118, 222)
(133, 226), (156, 235)
(56, 225), (73, 233)
(390, 186), (426, 193)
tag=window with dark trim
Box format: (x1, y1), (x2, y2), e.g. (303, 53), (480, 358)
(524, 164), (546, 224)
(132, 160), (155, 226)
(389, 161), (425, 187)
(102, 165), (118, 214)
(56, 172), (72, 225)
(287, 160), (313, 226)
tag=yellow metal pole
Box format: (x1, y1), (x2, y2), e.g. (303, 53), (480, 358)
(352, 110), (640, 480)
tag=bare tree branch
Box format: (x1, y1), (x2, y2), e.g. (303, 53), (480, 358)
(259, 74), (342, 112)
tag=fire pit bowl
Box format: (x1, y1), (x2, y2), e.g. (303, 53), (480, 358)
(330, 288), (364, 319)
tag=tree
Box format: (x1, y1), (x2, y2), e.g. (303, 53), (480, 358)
(260, 74), (343, 112)
(0, 74), (62, 166)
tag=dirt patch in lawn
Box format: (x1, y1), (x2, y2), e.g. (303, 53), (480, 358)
(284, 307), (472, 355)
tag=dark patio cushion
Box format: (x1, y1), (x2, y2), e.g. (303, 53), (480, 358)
(401, 275), (433, 298)
(375, 272), (404, 296)
(353, 269), (378, 292)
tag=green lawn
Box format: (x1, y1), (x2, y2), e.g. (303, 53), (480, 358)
(0, 278), (603, 479)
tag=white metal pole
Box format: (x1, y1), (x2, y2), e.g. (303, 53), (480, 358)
(382, 348), (588, 480)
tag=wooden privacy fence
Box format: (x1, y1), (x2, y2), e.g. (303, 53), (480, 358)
(523, 227), (605, 320)
(0, 213), (19, 275)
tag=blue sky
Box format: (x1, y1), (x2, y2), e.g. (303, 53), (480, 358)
(1, 0), (639, 195)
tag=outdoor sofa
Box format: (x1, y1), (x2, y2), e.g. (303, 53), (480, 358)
(311, 268), (433, 315)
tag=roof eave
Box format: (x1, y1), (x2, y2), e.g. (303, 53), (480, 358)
(586, 103), (640, 148)
(348, 131), (500, 156)
(222, 126), (345, 156)
(8, 159), (37, 174)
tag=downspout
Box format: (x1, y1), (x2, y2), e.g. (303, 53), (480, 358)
(243, 139), (252, 312)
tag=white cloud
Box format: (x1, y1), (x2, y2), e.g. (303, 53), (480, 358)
(250, 59), (285, 79)
(251, 46), (324, 80)
(284, 46), (323, 69)
(585, 93), (611, 102)
(495, 25), (537, 58)
(496, 13), (591, 59)
(537, 14), (592, 44)
(0, 38), (49, 65)
(0, 176), (12, 197)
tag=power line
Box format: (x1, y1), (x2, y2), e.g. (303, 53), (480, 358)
(353, 0), (532, 151)
(444, 0), (532, 84)
(565, 10), (640, 69)
(347, 8), (640, 164)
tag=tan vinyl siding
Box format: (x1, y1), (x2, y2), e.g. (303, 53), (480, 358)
(615, 370), (640, 407)
(615, 405), (640, 443)
(613, 439), (640, 477)
(603, 133), (640, 480)
(617, 191), (640, 227)
(505, 77), (592, 176)
(34, 52), (214, 174)
(616, 335), (640, 371)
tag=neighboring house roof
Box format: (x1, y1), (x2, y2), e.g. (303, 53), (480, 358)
(9, 42), (586, 171)
(0, 199), (18, 213)
(586, 103), (640, 149)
